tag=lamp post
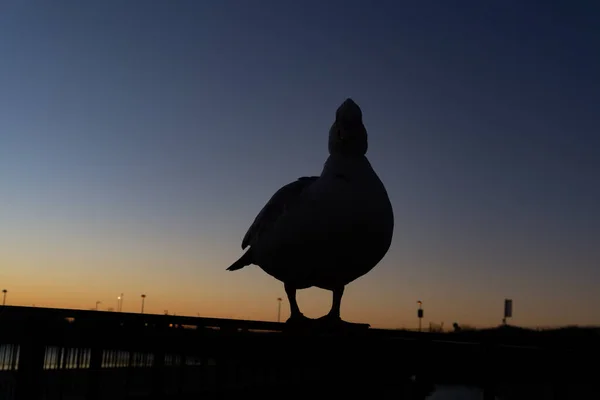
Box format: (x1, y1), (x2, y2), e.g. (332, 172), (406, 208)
(95, 301), (101, 311)
(141, 294), (146, 314)
(2, 289), (6, 306)
(417, 300), (424, 332)
(503, 298), (513, 326)
(277, 297), (282, 323)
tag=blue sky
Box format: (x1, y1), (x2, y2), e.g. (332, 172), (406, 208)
(1, 1), (598, 328)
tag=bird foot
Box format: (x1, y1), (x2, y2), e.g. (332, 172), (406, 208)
(316, 313), (344, 327)
(285, 313), (312, 326)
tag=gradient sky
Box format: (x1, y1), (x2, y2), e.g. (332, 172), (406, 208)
(1, 1), (599, 329)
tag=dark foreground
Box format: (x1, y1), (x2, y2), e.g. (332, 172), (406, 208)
(0, 306), (598, 399)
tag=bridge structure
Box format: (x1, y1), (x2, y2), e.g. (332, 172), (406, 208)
(0, 305), (595, 399)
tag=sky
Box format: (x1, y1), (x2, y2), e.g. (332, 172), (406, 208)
(1, 1), (599, 329)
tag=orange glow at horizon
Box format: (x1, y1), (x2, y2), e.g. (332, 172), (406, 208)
(1, 213), (598, 330)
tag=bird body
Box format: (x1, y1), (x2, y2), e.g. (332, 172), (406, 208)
(227, 98), (394, 324)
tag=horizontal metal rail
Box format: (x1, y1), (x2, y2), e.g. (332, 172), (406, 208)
(0, 306), (598, 400)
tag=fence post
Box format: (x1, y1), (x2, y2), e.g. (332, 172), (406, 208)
(151, 323), (166, 399)
(176, 350), (186, 395)
(481, 341), (495, 400)
(15, 336), (46, 400)
(86, 347), (103, 400)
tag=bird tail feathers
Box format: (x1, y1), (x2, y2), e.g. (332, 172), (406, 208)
(226, 250), (253, 271)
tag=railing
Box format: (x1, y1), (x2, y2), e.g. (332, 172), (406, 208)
(0, 306), (597, 399)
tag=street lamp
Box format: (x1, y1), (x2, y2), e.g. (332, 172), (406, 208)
(95, 301), (101, 311)
(277, 297), (282, 323)
(417, 301), (424, 332)
(141, 294), (146, 314)
(2, 289), (6, 306)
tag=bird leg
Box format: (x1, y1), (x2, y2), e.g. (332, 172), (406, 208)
(317, 286), (345, 324)
(284, 282), (310, 324)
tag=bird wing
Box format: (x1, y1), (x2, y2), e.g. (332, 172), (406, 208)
(241, 176), (318, 250)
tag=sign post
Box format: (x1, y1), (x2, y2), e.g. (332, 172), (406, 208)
(417, 301), (424, 332)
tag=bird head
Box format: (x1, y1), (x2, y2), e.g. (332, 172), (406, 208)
(328, 98), (368, 156)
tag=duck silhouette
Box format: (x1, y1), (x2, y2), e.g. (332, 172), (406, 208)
(227, 98), (394, 327)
